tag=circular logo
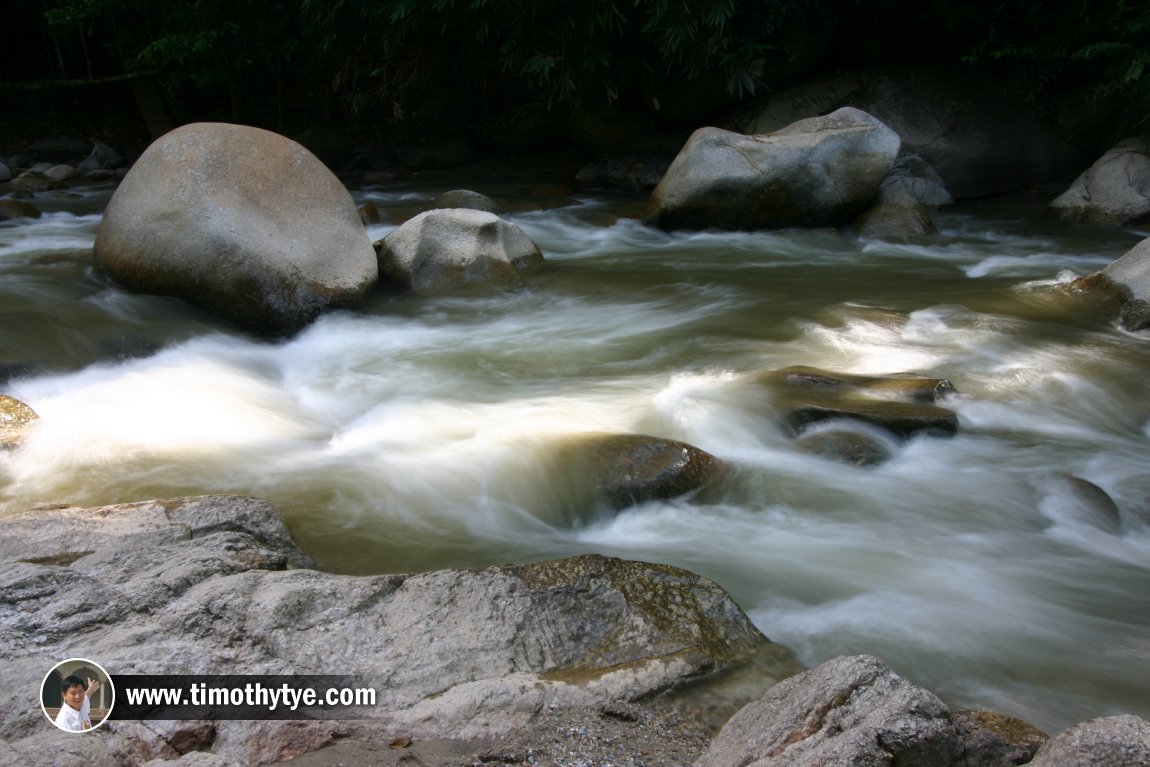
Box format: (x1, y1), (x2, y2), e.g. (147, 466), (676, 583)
(41, 658), (115, 733)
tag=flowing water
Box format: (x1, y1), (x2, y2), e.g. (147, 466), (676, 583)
(2, 172), (1149, 734)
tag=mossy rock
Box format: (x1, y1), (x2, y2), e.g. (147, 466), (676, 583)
(952, 709), (1048, 767)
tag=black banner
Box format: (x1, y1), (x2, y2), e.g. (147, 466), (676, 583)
(109, 674), (378, 720)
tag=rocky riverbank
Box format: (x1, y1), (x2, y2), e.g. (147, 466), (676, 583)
(2, 495), (1147, 766)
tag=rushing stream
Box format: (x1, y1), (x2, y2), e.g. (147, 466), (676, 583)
(2, 171), (1149, 735)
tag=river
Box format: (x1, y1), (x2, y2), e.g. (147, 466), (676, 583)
(2, 169), (1149, 735)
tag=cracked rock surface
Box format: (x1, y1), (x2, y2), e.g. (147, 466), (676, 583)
(0, 495), (795, 766)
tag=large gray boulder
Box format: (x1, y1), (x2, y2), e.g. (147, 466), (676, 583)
(1051, 136), (1150, 226)
(643, 108), (900, 232)
(1027, 715), (1150, 767)
(93, 123), (378, 336)
(376, 208), (544, 293)
(736, 68), (1085, 200)
(0, 495), (792, 766)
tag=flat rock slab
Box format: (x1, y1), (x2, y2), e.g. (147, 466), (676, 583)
(756, 365), (959, 441)
(0, 495), (793, 766)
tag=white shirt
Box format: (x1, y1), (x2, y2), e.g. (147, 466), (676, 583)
(54, 695), (91, 731)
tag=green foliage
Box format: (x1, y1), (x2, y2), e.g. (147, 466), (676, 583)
(29, 0), (1149, 137)
(964, 0), (1150, 109)
(297, 0), (821, 117)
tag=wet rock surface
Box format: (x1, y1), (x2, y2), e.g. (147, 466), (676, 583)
(696, 655), (1039, 767)
(757, 365), (959, 446)
(794, 427), (894, 467)
(1093, 236), (1150, 331)
(0, 495), (792, 766)
(556, 432), (726, 513)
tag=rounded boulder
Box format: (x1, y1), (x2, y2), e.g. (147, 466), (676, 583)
(377, 208), (543, 293)
(93, 122), (378, 335)
(643, 108), (900, 231)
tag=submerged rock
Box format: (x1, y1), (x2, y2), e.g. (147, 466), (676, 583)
(795, 427), (894, 467)
(376, 208), (543, 293)
(556, 432), (726, 513)
(0, 495), (792, 765)
(93, 122), (378, 336)
(1037, 474), (1123, 532)
(0, 394), (38, 448)
(643, 108), (899, 232)
(0, 199), (42, 221)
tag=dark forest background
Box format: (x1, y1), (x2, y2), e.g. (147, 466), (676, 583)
(3, 1), (1147, 157)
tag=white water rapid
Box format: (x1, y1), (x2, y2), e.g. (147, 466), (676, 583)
(2, 179), (1148, 734)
